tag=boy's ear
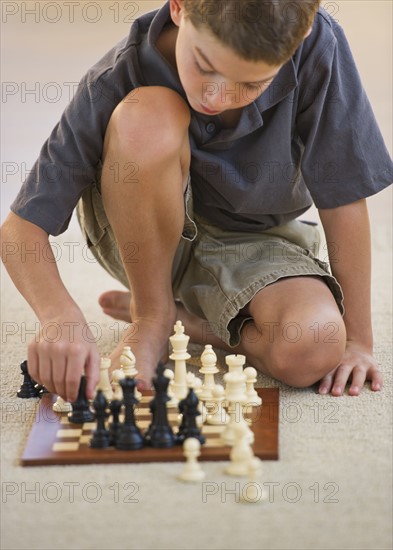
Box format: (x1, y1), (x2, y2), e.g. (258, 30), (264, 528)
(304, 26), (313, 39)
(169, 0), (184, 27)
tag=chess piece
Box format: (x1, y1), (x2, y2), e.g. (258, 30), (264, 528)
(109, 398), (123, 447)
(17, 360), (40, 398)
(178, 438), (206, 482)
(68, 376), (95, 423)
(112, 369), (125, 401)
(169, 321), (190, 400)
(34, 384), (49, 399)
(244, 367), (262, 406)
(116, 377), (144, 450)
(52, 396), (72, 413)
(109, 369), (125, 445)
(164, 368), (179, 407)
(241, 458), (264, 504)
(225, 354), (246, 375)
(120, 346), (141, 399)
(225, 422), (255, 476)
(199, 345), (218, 401)
(186, 372), (207, 426)
(221, 372), (254, 446)
(177, 388), (205, 445)
(90, 390), (111, 448)
(206, 385), (229, 425)
(144, 363), (175, 448)
(96, 357), (113, 401)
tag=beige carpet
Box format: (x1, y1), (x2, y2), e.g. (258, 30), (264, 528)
(1, 1), (392, 548)
(1, 213), (392, 550)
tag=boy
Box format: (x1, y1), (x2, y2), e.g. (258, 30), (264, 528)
(1, 0), (392, 403)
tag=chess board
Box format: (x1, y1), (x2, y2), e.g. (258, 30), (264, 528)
(21, 388), (279, 466)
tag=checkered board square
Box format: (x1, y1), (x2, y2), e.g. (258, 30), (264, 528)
(21, 389), (279, 466)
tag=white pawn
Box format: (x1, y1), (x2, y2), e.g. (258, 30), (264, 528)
(164, 368), (178, 407)
(206, 385), (229, 425)
(225, 422), (255, 477)
(97, 357), (113, 401)
(178, 438), (206, 482)
(120, 346), (141, 399)
(244, 367), (262, 406)
(241, 458), (265, 504)
(199, 345), (218, 401)
(52, 396), (72, 413)
(111, 369), (125, 401)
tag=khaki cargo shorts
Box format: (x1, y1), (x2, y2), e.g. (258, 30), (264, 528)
(77, 181), (344, 347)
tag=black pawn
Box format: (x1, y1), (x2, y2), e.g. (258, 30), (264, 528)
(177, 387), (205, 445)
(90, 390), (111, 448)
(116, 377), (144, 450)
(145, 363), (175, 448)
(68, 376), (95, 424)
(17, 360), (40, 398)
(109, 398), (123, 446)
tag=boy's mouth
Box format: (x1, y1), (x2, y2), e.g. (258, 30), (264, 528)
(198, 102), (221, 115)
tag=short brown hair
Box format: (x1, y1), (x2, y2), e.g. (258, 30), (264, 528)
(183, 0), (321, 65)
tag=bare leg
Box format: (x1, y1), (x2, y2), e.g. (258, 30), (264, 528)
(100, 87), (191, 388)
(99, 277), (346, 390)
(232, 276), (346, 388)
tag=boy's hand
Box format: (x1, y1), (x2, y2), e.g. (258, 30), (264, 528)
(27, 310), (101, 403)
(318, 341), (383, 396)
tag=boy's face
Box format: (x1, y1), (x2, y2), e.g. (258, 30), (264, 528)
(170, 0), (282, 116)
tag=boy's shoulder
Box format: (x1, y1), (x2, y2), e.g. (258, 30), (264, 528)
(293, 6), (351, 78)
(301, 7), (344, 57)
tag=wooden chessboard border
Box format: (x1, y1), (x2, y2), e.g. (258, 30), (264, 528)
(21, 388), (279, 466)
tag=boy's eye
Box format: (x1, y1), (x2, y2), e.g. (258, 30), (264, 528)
(194, 59), (214, 76)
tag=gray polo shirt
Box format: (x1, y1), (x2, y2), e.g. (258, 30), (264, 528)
(11, 2), (393, 235)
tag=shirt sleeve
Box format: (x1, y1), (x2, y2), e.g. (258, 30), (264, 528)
(296, 14), (393, 208)
(10, 40), (133, 236)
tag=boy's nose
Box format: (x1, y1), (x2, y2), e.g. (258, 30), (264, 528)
(203, 83), (242, 110)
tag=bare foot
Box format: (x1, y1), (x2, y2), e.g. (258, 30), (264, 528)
(100, 290), (229, 352)
(109, 315), (176, 390)
(99, 290), (132, 323)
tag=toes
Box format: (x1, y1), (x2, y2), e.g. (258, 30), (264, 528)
(99, 290), (131, 309)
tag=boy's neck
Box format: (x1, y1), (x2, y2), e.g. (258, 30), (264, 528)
(156, 23), (178, 71)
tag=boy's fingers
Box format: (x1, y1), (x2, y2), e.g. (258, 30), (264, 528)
(330, 365), (352, 396)
(84, 352), (100, 400)
(37, 351), (54, 393)
(370, 368), (383, 391)
(318, 372), (334, 394)
(52, 355), (67, 400)
(27, 345), (39, 384)
(65, 372), (81, 404)
(348, 367), (367, 396)
(65, 347), (87, 402)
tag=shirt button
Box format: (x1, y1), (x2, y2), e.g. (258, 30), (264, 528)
(206, 122), (216, 134)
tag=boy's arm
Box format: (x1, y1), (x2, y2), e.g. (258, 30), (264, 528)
(1, 213), (100, 402)
(318, 198), (383, 396)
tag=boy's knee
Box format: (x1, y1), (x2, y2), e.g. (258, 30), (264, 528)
(259, 314), (346, 388)
(105, 86), (191, 158)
